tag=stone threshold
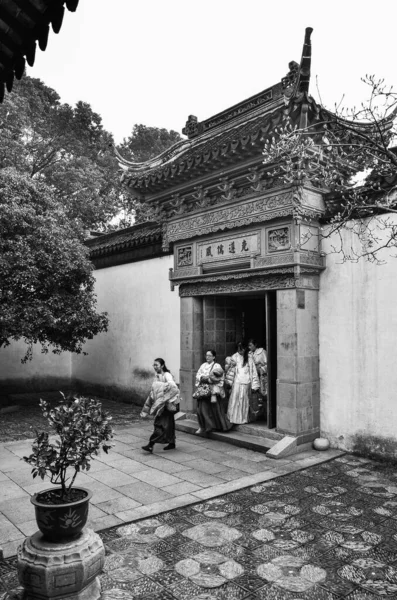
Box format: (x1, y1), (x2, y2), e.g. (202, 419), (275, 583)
(183, 412), (284, 441)
(176, 418), (278, 453)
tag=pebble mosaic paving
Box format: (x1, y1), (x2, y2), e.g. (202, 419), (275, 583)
(2, 454), (397, 599)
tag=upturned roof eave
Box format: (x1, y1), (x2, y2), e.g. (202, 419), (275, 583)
(116, 89), (286, 175)
(121, 97), (288, 189)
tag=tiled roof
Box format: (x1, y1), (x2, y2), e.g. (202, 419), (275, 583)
(117, 90), (290, 188)
(86, 222), (163, 257)
(0, 0), (79, 101)
(116, 28), (316, 190)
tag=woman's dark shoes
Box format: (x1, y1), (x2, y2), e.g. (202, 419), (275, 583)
(141, 444), (153, 453)
(163, 443), (176, 451)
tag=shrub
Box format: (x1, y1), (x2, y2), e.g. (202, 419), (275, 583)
(24, 393), (114, 501)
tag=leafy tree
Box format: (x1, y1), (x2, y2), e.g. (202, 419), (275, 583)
(112, 124), (182, 228)
(118, 124), (182, 163)
(0, 78), (182, 231)
(0, 76), (122, 230)
(262, 76), (397, 261)
(0, 168), (108, 361)
(0, 76), (180, 358)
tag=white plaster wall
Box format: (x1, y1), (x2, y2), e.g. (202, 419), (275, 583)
(72, 255), (180, 402)
(319, 214), (397, 453)
(0, 340), (71, 391)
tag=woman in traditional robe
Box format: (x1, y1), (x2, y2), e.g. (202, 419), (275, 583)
(140, 358), (179, 452)
(195, 349), (232, 434)
(248, 338), (268, 421)
(227, 342), (260, 425)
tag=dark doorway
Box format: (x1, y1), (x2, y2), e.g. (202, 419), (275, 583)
(240, 297), (266, 344)
(203, 292), (277, 429)
(238, 293), (277, 429)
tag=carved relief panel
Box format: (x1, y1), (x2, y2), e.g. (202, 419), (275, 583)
(177, 245), (193, 267)
(174, 243), (201, 277)
(266, 225), (291, 253)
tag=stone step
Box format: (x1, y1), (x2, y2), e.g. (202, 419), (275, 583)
(234, 422), (284, 441)
(184, 413), (283, 441)
(175, 419), (277, 453)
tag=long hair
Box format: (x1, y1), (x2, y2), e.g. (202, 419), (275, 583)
(236, 342), (249, 366)
(154, 358), (170, 373)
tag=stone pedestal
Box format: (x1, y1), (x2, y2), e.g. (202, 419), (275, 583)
(17, 528), (105, 600)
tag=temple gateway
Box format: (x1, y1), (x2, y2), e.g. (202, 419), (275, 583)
(2, 28), (397, 459)
(105, 28), (330, 454)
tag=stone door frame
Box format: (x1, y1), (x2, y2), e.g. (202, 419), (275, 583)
(179, 280), (320, 444)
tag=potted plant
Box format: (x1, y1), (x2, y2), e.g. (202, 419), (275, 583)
(24, 393), (113, 541)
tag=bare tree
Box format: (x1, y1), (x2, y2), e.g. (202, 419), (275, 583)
(263, 28), (397, 262)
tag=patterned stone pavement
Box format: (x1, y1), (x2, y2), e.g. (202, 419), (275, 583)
(0, 420), (342, 559)
(2, 454), (397, 599)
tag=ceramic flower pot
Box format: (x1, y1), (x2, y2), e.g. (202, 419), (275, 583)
(313, 437), (330, 451)
(30, 487), (92, 541)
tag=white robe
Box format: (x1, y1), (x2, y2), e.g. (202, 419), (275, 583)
(227, 353), (259, 424)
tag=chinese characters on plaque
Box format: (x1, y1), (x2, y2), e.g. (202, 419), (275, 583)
(197, 232), (260, 265)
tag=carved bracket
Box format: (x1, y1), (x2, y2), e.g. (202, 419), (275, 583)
(217, 177), (236, 201)
(246, 167), (265, 192)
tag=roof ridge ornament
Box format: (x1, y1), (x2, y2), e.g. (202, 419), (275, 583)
(182, 115), (199, 138)
(283, 27), (313, 130)
(281, 61), (300, 97)
(297, 27), (313, 96)
(297, 27), (313, 130)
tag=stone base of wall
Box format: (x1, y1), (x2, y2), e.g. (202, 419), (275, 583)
(72, 379), (150, 406)
(323, 430), (397, 463)
(0, 376), (71, 402)
(0, 377), (153, 408)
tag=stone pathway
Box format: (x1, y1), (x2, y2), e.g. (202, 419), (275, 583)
(3, 453), (397, 599)
(0, 422), (342, 558)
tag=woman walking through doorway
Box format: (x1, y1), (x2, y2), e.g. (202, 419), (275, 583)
(227, 342), (260, 425)
(140, 358), (179, 452)
(194, 349), (232, 434)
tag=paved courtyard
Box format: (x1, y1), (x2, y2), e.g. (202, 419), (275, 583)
(2, 451), (397, 599)
(0, 422), (341, 558)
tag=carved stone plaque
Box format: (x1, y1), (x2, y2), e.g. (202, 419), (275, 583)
(197, 232), (260, 265)
(177, 246), (193, 267)
(267, 226), (291, 252)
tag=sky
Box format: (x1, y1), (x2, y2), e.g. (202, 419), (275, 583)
(29, 0), (396, 144)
